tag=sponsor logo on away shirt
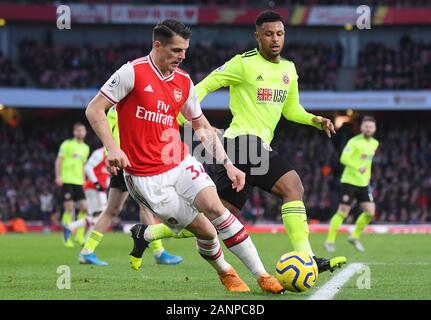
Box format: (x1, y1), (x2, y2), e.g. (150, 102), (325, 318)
(256, 88), (288, 104)
(72, 153), (84, 160)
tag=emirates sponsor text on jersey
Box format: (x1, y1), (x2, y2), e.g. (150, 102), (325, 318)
(135, 100), (175, 126)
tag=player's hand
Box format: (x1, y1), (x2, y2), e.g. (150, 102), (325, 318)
(55, 177), (63, 187)
(94, 182), (104, 192)
(312, 116), (336, 138)
(212, 126), (223, 135)
(107, 146), (131, 175)
(107, 164), (119, 176)
(225, 162), (246, 192)
(358, 167), (366, 174)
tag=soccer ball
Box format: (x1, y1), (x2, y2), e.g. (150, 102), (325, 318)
(275, 251), (318, 292)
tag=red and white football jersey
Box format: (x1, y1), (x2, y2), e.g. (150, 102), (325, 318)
(84, 148), (110, 190)
(100, 54), (202, 176)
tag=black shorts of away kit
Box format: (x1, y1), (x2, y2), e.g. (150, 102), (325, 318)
(61, 184), (86, 202)
(203, 135), (293, 210)
(339, 183), (374, 206)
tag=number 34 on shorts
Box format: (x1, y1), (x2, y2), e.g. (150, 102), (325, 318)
(186, 164), (206, 181)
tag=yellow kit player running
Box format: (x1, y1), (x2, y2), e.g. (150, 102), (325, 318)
(55, 122), (90, 247)
(325, 116), (379, 252)
(194, 10), (346, 273)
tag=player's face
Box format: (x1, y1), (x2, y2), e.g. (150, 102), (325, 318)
(361, 121), (376, 138)
(156, 35), (189, 73)
(73, 125), (87, 141)
(255, 21), (285, 59)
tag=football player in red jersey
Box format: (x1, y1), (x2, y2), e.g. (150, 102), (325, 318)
(63, 147), (109, 244)
(86, 19), (284, 294)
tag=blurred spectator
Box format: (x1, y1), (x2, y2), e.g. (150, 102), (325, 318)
(240, 200), (256, 224)
(251, 189), (265, 222)
(284, 42), (342, 90)
(0, 52), (28, 87)
(356, 36), (431, 90)
(39, 187), (55, 232)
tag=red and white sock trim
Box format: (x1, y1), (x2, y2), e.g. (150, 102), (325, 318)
(223, 227), (249, 248)
(211, 209), (266, 277)
(197, 238), (220, 259)
(197, 239), (219, 250)
(216, 213), (236, 231)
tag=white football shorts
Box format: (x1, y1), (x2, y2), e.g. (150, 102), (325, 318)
(84, 189), (107, 215)
(124, 155), (215, 234)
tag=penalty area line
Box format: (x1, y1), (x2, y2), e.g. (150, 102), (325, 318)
(308, 263), (364, 300)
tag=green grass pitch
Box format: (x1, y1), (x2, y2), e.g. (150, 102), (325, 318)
(1, 232), (430, 300)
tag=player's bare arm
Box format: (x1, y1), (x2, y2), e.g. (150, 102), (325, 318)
(192, 115), (245, 192)
(86, 93), (131, 174)
(183, 119), (221, 135)
(55, 156), (63, 186)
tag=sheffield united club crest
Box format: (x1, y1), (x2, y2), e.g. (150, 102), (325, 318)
(282, 74), (290, 85)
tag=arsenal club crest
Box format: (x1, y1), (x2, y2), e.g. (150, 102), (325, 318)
(173, 88), (182, 102)
(282, 74), (290, 85)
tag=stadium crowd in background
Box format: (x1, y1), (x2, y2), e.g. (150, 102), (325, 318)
(15, 36), (431, 91)
(0, 53), (28, 87)
(356, 36), (431, 90)
(0, 117), (429, 226)
(17, 39), (341, 90)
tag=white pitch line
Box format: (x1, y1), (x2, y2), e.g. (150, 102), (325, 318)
(365, 262), (431, 266)
(308, 263), (364, 300)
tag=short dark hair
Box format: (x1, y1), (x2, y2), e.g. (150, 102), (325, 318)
(73, 122), (85, 129)
(361, 116), (376, 124)
(153, 19), (191, 45)
(255, 10), (284, 27)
